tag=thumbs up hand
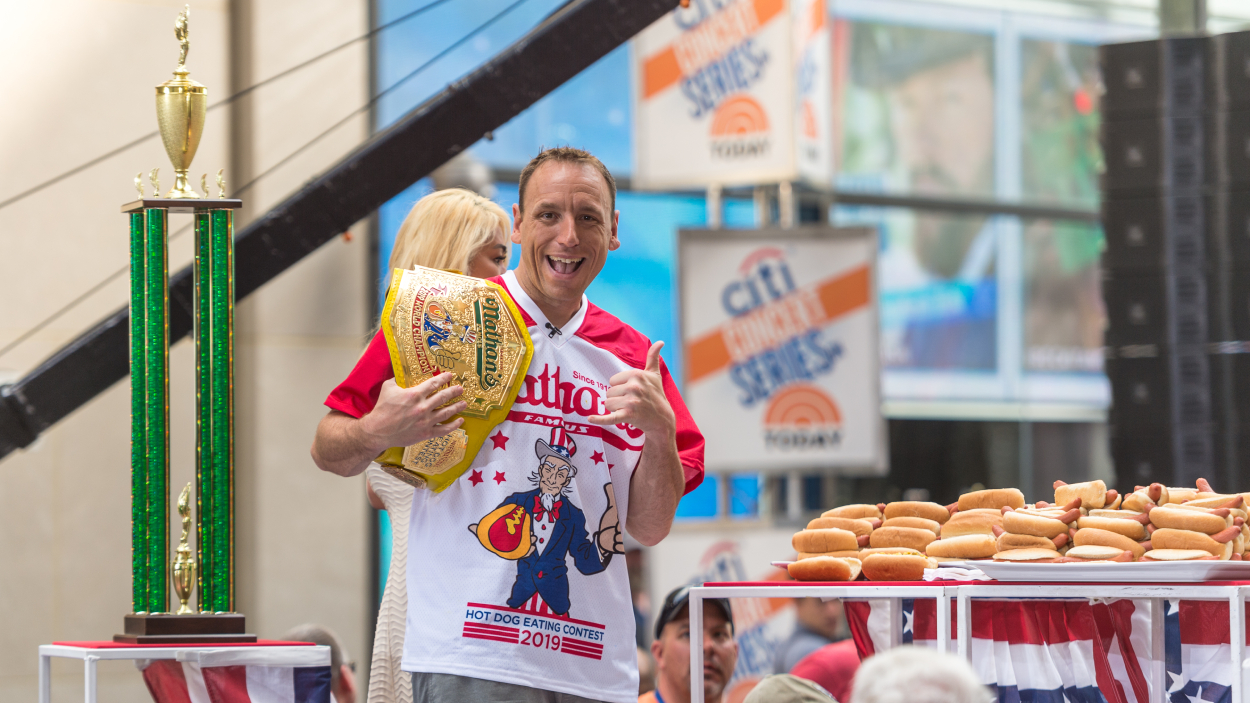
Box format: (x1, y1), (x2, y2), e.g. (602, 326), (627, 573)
(588, 341), (676, 438)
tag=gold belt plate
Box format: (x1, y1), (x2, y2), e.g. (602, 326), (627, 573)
(375, 267), (533, 491)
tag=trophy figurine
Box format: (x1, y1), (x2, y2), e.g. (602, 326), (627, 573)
(171, 483), (197, 615)
(155, 4), (206, 199)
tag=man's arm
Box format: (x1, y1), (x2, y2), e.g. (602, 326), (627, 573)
(588, 342), (685, 547)
(311, 373), (467, 477)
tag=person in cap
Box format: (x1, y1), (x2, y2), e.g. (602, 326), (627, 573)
(313, 147), (706, 703)
(641, 586), (738, 703)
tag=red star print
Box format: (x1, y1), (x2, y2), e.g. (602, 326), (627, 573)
(468, 469), (483, 486)
(591, 451), (605, 465)
(493, 471), (506, 485)
(489, 431), (510, 450)
(608, 464), (615, 470)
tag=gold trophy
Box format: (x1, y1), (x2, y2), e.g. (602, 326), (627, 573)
(171, 483), (197, 615)
(155, 5), (206, 199)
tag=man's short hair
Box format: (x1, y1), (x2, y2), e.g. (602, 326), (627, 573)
(283, 623), (351, 689)
(850, 645), (991, 703)
(517, 147), (617, 215)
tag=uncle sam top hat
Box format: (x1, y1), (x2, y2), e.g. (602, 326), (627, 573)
(535, 427), (578, 464)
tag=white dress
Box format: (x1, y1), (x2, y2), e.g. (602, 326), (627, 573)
(367, 466), (415, 703)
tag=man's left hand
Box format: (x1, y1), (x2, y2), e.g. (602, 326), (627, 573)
(588, 341), (675, 437)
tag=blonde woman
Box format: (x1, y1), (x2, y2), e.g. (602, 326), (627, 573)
(360, 187), (509, 703)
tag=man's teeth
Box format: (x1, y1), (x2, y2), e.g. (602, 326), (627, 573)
(547, 256), (583, 274)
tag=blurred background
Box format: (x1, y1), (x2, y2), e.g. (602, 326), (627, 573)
(2, 0), (1247, 700)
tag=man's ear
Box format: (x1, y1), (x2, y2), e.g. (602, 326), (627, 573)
(650, 635), (664, 665)
(511, 203), (523, 244)
(608, 210), (620, 251)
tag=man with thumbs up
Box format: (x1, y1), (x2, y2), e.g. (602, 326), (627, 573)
(313, 147), (705, 703)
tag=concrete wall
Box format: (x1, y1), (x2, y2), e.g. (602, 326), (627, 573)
(0, 1), (373, 700)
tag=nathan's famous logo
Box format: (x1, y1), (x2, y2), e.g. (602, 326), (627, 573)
(710, 95), (771, 160)
(763, 384), (842, 450)
(720, 248), (842, 407)
(474, 295), (504, 389)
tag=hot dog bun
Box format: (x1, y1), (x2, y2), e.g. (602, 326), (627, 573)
(1073, 527), (1146, 559)
(822, 504), (882, 520)
(869, 526), (937, 552)
(1148, 506), (1230, 534)
(881, 516), (941, 536)
(797, 551), (861, 560)
(1064, 545), (1131, 561)
(859, 547), (924, 557)
(792, 528), (859, 554)
(788, 556), (862, 581)
(1141, 549), (1218, 561)
(1149, 528), (1233, 558)
(1077, 515), (1147, 540)
(941, 510), (1004, 538)
(883, 501), (951, 524)
(1054, 480), (1107, 509)
(992, 548), (1060, 563)
(926, 534), (998, 559)
(996, 533), (1059, 551)
(1003, 511), (1070, 539)
(861, 553), (936, 581)
(806, 516), (875, 536)
(958, 488), (1026, 511)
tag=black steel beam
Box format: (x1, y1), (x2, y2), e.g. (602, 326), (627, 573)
(0, 0), (677, 461)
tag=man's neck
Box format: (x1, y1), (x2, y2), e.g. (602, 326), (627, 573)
(513, 267), (581, 329)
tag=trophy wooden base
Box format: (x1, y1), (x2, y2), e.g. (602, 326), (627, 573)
(113, 613), (257, 644)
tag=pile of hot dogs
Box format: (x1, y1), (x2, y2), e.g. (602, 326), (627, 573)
(787, 479), (1248, 581)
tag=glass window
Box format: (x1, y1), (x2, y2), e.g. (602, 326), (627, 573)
(1023, 219), (1105, 374)
(1021, 39), (1102, 209)
(835, 21), (996, 200)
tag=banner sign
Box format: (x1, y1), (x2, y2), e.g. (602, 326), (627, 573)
(634, 0), (797, 188)
(679, 228), (884, 472)
(792, 0), (833, 186)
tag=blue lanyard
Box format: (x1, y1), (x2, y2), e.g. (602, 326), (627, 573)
(653, 691), (666, 703)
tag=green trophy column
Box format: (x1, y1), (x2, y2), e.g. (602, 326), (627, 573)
(197, 207), (234, 613)
(129, 210), (149, 612)
(144, 207), (170, 613)
(193, 211), (214, 611)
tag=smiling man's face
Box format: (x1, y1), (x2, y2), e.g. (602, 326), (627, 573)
(512, 160), (619, 327)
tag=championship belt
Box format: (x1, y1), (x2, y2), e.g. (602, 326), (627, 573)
(375, 267), (533, 492)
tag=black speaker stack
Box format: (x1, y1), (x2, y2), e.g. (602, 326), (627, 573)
(1100, 32), (1250, 492)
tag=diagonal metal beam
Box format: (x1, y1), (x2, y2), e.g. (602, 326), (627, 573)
(0, 0), (677, 461)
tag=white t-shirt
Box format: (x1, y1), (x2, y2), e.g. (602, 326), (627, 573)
(380, 271), (702, 703)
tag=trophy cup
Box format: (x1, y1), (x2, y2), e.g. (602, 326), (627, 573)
(155, 5), (205, 199)
(115, 5), (252, 643)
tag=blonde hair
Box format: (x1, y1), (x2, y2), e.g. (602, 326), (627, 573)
(387, 188), (510, 275)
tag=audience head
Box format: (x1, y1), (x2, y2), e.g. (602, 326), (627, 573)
(794, 597), (844, 640)
(651, 585), (738, 703)
(743, 674), (836, 703)
(283, 623), (356, 703)
(850, 646), (990, 703)
(388, 187), (510, 279)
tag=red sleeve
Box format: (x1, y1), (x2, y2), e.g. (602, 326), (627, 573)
(659, 357), (705, 496)
(324, 331), (395, 419)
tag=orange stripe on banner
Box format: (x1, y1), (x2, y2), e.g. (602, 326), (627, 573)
(753, 0), (786, 26)
(643, 47), (682, 99)
(686, 264), (870, 384)
(642, 0), (787, 100)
